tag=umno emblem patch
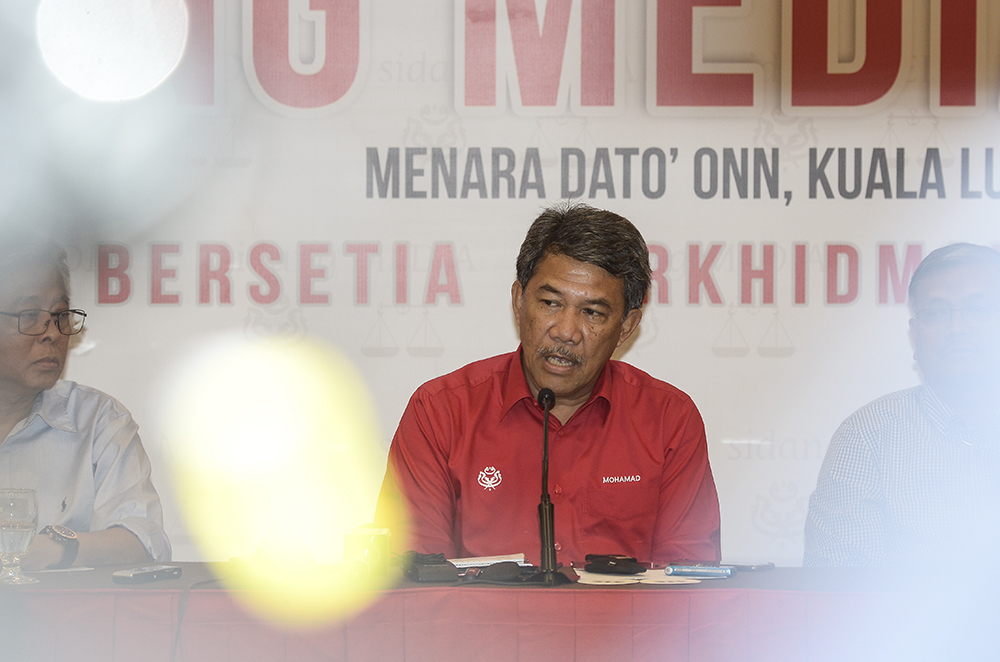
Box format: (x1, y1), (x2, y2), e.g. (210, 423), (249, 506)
(478, 466), (502, 491)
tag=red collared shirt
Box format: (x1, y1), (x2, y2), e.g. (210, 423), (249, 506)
(375, 349), (721, 565)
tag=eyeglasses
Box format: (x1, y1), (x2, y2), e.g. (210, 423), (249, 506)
(0, 309), (87, 336)
(913, 304), (1000, 329)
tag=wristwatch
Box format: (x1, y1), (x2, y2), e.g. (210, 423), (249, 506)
(41, 525), (79, 569)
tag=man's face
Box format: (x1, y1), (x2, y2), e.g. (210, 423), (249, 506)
(512, 253), (641, 405)
(910, 263), (1000, 388)
(0, 264), (71, 402)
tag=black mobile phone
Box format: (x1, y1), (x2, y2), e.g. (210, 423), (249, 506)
(111, 565), (182, 584)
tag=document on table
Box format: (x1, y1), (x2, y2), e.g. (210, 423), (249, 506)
(573, 569), (702, 585)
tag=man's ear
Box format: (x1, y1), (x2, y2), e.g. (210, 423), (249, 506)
(511, 281), (524, 327)
(617, 308), (642, 347)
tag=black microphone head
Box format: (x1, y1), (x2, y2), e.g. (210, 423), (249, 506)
(537, 388), (555, 409)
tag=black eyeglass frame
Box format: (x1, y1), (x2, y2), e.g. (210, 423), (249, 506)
(0, 309), (88, 336)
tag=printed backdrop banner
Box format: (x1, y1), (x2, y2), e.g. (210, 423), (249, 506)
(3, 0), (999, 565)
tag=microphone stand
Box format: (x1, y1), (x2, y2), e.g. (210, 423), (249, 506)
(528, 388), (571, 585)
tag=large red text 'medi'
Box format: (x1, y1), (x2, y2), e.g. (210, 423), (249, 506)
(173, 1), (987, 116)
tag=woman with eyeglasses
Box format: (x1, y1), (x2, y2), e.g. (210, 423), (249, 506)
(0, 238), (169, 570)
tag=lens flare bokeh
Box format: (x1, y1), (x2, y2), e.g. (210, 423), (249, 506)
(162, 334), (395, 625)
(36, 0), (188, 101)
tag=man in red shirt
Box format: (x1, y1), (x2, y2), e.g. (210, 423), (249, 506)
(375, 203), (721, 565)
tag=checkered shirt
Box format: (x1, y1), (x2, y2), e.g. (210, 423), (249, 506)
(804, 386), (1000, 566)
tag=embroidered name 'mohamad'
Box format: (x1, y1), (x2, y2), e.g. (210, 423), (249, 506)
(602, 475), (641, 484)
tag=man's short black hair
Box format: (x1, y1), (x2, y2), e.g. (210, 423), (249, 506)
(908, 243), (1000, 305)
(515, 202), (651, 314)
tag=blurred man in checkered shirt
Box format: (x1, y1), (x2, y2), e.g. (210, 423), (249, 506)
(805, 243), (1000, 566)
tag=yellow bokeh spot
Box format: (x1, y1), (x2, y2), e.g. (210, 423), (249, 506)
(162, 335), (394, 625)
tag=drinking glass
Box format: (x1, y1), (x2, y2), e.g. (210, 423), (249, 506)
(0, 488), (39, 584)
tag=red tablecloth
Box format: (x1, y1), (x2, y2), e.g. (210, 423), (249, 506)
(5, 564), (996, 662)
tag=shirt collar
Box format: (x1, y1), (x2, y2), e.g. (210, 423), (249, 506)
(920, 384), (962, 435)
(922, 382), (1000, 441)
(500, 346), (613, 423)
(32, 384), (76, 433)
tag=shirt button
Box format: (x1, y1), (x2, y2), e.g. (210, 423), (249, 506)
(558, 430), (564, 437)
(554, 542), (562, 551)
(554, 485), (562, 495)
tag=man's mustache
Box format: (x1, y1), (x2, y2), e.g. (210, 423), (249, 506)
(537, 346), (584, 367)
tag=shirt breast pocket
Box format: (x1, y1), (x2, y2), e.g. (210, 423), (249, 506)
(581, 483), (659, 547)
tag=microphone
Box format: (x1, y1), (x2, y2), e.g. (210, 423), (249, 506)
(530, 387), (570, 585)
(536, 388), (556, 506)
